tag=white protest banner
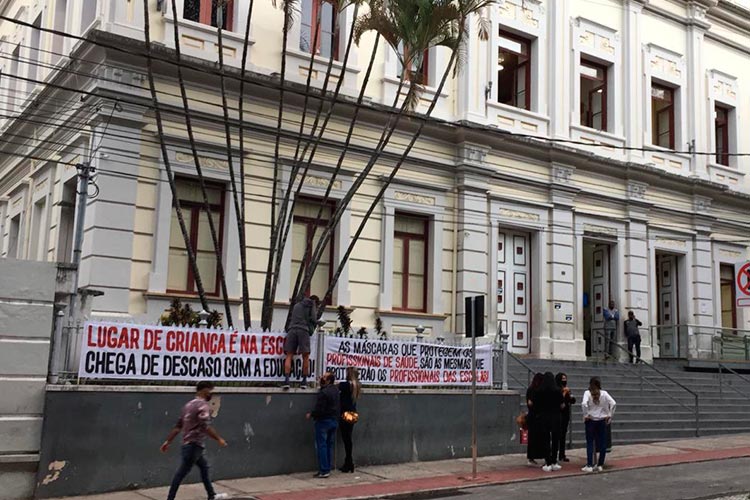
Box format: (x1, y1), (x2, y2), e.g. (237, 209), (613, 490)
(323, 336), (493, 387)
(78, 322), (316, 382)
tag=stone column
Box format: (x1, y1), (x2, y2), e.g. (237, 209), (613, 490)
(548, 0), (571, 139)
(455, 143), (491, 336)
(624, 1), (647, 161)
(685, 1), (716, 179)
(625, 181), (652, 359)
(690, 195), (716, 358)
(544, 164), (584, 360)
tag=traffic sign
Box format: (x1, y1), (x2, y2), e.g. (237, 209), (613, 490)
(736, 261), (750, 307)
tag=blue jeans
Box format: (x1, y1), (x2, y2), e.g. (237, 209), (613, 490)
(167, 443), (216, 500)
(315, 418), (338, 474)
(585, 419), (608, 467)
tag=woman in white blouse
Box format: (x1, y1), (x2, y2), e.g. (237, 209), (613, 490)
(581, 377), (616, 472)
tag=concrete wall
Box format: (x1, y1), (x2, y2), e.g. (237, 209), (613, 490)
(0, 259), (65, 500)
(35, 387), (521, 498)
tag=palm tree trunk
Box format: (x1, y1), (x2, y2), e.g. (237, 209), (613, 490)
(273, 4), (361, 315)
(286, 33), (380, 321)
(216, 3), (248, 329)
(237, 0), (256, 330)
(261, 0), (294, 330)
(141, 0), (209, 312)
(324, 46), (463, 302)
(295, 77), (415, 298)
(269, 6), (324, 309)
(168, 0), (233, 325)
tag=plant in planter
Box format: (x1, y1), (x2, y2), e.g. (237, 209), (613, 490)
(356, 326), (368, 338)
(337, 305), (353, 336)
(159, 298), (223, 328)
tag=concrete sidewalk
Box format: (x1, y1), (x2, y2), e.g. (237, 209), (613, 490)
(50, 434), (750, 500)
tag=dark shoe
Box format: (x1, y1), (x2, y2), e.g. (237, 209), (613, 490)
(280, 377), (290, 390)
(300, 380), (308, 390)
(561, 457), (570, 462)
(339, 464), (354, 473)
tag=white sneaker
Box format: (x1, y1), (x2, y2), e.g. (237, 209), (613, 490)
(595, 465), (604, 472)
(581, 465), (594, 473)
(527, 459), (538, 466)
(211, 494), (230, 500)
(551, 463), (562, 471)
(542, 465), (552, 472)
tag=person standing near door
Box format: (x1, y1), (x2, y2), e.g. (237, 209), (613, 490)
(624, 311), (643, 363)
(603, 301), (620, 359)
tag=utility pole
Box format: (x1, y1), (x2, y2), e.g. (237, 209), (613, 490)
(68, 162), (95, 325)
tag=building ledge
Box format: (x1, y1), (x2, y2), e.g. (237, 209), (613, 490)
(143, 291), (243, 305)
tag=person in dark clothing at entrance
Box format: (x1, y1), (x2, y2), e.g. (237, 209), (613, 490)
(338, 367), (361, 473)
(555, 372), (576, 462)
(532, 372), (565, 472)
(525, 372), (546, 465)
(624, 310), (643, 363)
(306, 372), (340, 478)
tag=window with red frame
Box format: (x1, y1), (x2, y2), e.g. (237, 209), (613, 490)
(393, 214), (428, 312)
(715, 105), (730, 166)
(497, 30), (531, 111)
(396, 42), (430, 85)
(580, 59), (608, 131)
(291, 199), (335, 304)
(299, 0), (339, 60)
(167, 178), (226, 296)
(651, 83), (675, 148)
(183, 0), (234, 30)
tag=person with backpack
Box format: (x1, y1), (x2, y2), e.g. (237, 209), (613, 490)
(581, 377), (617, 472)
(532, 372), (565, 472)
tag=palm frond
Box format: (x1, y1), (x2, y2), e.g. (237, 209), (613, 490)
(272, 0), (299, 32)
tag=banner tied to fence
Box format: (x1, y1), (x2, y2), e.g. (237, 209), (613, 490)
(324, 336), (493, 386)
(78, 322), (314, 382)
(78, 322), (493, 386)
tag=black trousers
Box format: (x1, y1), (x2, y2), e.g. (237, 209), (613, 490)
(559, 414), (570, 460)
(167, 443), (215, 500)
(539, 413), (561, 466)
(339, 419), (354, 467)
(627, 335), (642, 363)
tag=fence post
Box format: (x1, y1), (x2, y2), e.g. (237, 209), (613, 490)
(500, 327), (509, 391)
(48, 308), (66, 384)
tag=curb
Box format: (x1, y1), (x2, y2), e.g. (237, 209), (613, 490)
(254, 446), (750, 500)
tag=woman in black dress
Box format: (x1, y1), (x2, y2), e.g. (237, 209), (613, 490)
(338, 367), (361, 472)
(525, 372), (546, 465)
(532, 372), (565, 471)
(555, 372), (576, 462)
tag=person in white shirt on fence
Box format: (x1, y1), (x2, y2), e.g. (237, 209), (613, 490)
(581, 377), (616, 473)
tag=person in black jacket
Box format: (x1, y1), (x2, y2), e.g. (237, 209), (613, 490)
(338, 367), (361, 473)
(306, 372), (340, 478)
(525, 373), (546, 465)
(532, 372), (565, 471)
(555, 372), (576, 462)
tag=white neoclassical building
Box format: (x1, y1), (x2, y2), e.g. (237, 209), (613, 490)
(1, 0), (750, 362)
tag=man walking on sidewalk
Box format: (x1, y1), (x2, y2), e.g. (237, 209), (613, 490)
(282, 295), (324, 390)
(603, 300), (620, 359)
(160, 381), (228, 500)
(306, 371), (340, 478)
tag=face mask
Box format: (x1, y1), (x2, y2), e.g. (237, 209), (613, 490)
(561, 381), (567, 387)
(206, 393), (213, 401)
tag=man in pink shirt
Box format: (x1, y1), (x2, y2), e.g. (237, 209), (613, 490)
(160, 381), (228, 500)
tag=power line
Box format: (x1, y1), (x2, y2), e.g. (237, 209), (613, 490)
(3, 17), (750, 159)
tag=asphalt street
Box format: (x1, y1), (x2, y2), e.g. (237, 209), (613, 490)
(406, 458), (750, 500)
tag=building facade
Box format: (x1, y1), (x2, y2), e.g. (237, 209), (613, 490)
(1, 0), (750, 361)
